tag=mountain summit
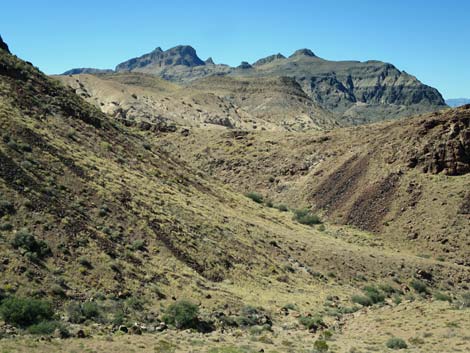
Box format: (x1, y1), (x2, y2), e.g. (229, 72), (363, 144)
(115, 45), (205, 72)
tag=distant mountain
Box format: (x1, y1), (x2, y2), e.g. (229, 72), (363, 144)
(446, 98), (470, 107)
(62, 68), (113, 75)
(64, 45), (447, 124)
(115, 45), (205, 72)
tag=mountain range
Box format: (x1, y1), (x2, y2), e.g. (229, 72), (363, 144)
(63, 45), (447, 125)
(446, 98), (470, 107)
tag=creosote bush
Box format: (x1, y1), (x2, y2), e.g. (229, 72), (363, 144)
(245, 192), (263, 204)
(410, 279), (429, 295)
(163, 300), (199, 329)
(386, 337), (408, 349)
(11, 229), (51, 259)
(0, 297), (54, 327)
(293, 209), (321, 226)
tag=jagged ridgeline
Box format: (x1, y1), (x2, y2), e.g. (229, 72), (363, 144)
(64, 44), (446, 125)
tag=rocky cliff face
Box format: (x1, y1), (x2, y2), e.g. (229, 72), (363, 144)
(0, 35), (10, 53)
(115, 45), (205, 72)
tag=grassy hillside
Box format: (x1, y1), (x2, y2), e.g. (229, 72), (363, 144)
(153, 107), (470, 266)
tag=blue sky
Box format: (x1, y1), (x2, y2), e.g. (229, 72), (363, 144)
(1, 0), (469, 98)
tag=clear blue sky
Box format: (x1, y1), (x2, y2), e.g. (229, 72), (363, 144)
(1, 0), (469, 98)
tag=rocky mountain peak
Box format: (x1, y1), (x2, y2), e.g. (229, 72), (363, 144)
(0, 35), (10, 53)
(252, 53), (286, 66)
(115, 44), (205, 72)
(205, 57), (215, 65)
(290, 48), (317, 58)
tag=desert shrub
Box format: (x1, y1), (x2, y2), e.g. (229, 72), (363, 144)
(410, 279), (429, 294)
(363, 286), (385, 304)
(78, 256), (92, 269)
(27, 320), (68, 336)
(131, 239), (146, 251)
(0, 223), (13, 231)
(433, 291), (452, 302)
(82, 301), (101, 320)
(386, 337), (407, 349)
(293, 209), (321, 225)
(456, 293), (470, 309)
(313, 339), (329, 352)
(351, 295), (372, 307)
(0, 200), (15, 216)
(282, 303), (298, 311)
(66, 301), (101, 323)
(378, 283), (399, 296)
(275, 204), (288, 212)
(11, 229), (51, 259)
(265, 200), (274, 208)
(142, 142), (152, 150)
(298, 315), (325, 330)
(235, 306), (271, 327)
(245, 192), (263, 204)
(0, 297), (54, 327)
(163, 300), (199, 329)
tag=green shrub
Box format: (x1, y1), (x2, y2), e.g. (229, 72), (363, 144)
(265, 200), (274, 208)
(275, 204), (288, 212)
(27, 321), (68, 336)
(293, 209), (321, 226)
(0, 200), (15, 216)
(433, 291), (452, 302)
(351, 295), (372, 307)
(456, 293), (470, 309)
(298, 315), (324, 330)
(386, 337), (407, 349)
(81, 301), (101, 320)
(11, 229), (51, 259)
(363, 286), (385, 304)
(163, 300), (199, 329)
(131, 239), (146, 251)
(0, 297), (54, 327)
(410, 279), (429, 294)
(245, 192), (263, 204)
(78, 256), (92, 269)
(0, 223), (13, 231)
(66, 301), (101, 323)
(313, 339), (329, 352)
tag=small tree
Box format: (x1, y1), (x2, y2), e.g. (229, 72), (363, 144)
(163, 300), (199, 329)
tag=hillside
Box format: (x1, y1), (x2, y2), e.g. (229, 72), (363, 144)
(1, 37), (469, 353)
(153, 106), (470, 266)
(57, 72), (339, 131)
(65, 45), (447, 125)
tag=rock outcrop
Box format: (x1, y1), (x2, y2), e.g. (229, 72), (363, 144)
(0, 35), (10, 53)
